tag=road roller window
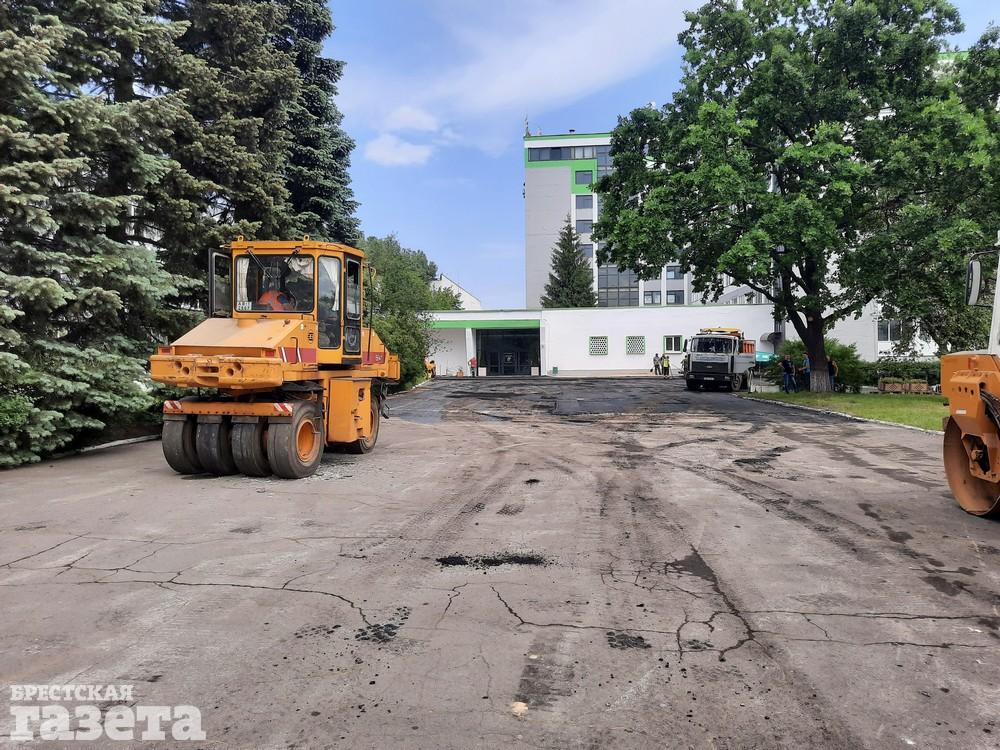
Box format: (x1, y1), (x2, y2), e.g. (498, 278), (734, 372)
(234, 254), (315, 313)
(344, 258), (361, 354)
(318, 256), (342, 349)
(345, 259), (362, 320)
(344, 258), (362, 354)
(210, 251), (231, 317)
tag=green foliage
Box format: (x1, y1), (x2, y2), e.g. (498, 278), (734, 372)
(595, 0), (996, 389)
(541, 218), (597, 308)
(0, 396), (32, 433)
(275, 0), (359, 244)
(361, 235), (461, 388)
(0, 4), (172, 466)
(860, 358), (942, 387)
(0, 0), (359, 467)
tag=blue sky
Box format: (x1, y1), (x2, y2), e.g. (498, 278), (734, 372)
(328, 0), (998, 309)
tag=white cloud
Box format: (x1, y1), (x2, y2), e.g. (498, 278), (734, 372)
(363, 133), (433, 167)
(384, 105), (439, 133)
(340, 0), (696, 156)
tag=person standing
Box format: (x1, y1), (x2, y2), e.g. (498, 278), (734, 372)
(781, 355), (797, 393)
(469, 355), (478, 377)
(828, 357), (839, 391)
(652, 353), (661, 375)
(663, 356), (671, 377)
(801, 354), (811, 391)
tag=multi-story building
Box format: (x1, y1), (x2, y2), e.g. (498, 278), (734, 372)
(524, 130), (761, 310)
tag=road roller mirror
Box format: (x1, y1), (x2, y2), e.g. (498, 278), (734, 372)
(967, 258), (983, 306)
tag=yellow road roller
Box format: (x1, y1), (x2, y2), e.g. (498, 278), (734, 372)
(942, 237), (1000, 516)
(150, 238), (399, 479)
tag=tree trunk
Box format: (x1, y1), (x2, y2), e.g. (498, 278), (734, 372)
(801, 319), (831, 392)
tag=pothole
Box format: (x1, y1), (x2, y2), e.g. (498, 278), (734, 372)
(436, 552), (548, 569)
(606, 631), (651, 650)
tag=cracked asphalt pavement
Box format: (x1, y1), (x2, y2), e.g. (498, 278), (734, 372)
(2, 377), (998, 748)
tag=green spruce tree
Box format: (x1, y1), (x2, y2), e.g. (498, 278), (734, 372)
(540, 218), (597, 308)
(0, 4), (175, 465)
(156, 0), (301, 304)
(274, 0), (359, 243)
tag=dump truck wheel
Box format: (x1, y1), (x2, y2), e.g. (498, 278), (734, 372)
(196, 420), (239, 476)
(268, 402), (322, 479)
(232, 422), (270, 477)
(345, 398), (380, 455)
(162, 419), (202, 474)
(943, 417), (1000, 516)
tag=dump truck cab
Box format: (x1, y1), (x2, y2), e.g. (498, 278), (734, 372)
(684, 327), (756, 391)
(150, 238), (399, 479)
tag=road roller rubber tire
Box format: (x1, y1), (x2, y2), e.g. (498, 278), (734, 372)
(162, 419), (202, 474)
(345, 398), (380, 455)
(196, 420), (238, 476)
(268, 402), (323, 479)
(232, 421), (270, 477)
(943, 416), (1000, 516)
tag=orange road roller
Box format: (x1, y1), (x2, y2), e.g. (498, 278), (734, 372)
(150, 238), (399, 479)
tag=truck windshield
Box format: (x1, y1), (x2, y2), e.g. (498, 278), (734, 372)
(691, 337), (734, 353)
(234, 255), (315, 313)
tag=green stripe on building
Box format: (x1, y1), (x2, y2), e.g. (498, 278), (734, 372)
(430, 319), (540, 330)
(524, 154), (599, 194)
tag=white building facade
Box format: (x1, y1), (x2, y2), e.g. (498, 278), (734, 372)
(431, 274), (482, 310)
(428, 303), (924, 377)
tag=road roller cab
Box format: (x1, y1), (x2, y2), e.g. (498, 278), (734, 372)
(150, 238), (400, 479)
(942, 236), (1000, 516)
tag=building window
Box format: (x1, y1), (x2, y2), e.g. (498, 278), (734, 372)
(589, 336), (609, 356)
(576, 219), (593, 234)
(878, 319), (903, 342)
(597, 264), (639, 307)
(643, 290), (661, 305)
(665, 291), (684, 305)
(575, 170), (593, 185)
(528, 145), (607, 162)
(579, 244), (594, 259)
(665, 265), (682, 280)
(596, 145), (612, 178)
(575, 194), (593, 209)
(625, 336), (646, 356)
(663, 335), (683, 352)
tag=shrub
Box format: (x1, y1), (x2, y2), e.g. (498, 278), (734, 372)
(765, 338), (863, 391)
(860, 357), (941, 386)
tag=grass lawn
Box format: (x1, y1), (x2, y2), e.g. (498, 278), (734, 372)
(742, 391), (949, 431)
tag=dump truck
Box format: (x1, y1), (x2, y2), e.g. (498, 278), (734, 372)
(684, 327), (757, 391)
(942, 237), (1000, 516)
(149, 238), (400, 479)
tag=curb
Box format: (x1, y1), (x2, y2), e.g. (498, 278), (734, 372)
(48, 434), (161, 461)
(735, 394), (944, 435)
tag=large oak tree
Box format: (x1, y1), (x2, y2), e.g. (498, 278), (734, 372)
(595, 0), (996, 389)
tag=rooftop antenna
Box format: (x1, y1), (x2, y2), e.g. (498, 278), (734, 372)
(524, 117), (530, 137)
